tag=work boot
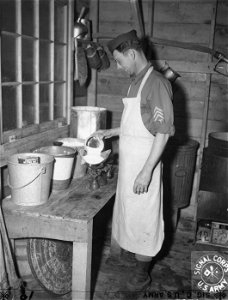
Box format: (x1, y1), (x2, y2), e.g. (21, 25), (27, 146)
(106, 249), (137, 267)
(126, 260), (151, 291)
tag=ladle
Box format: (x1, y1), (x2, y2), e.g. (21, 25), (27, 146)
(74, 6), (88, 39)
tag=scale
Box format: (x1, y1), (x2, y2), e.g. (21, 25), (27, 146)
(79, 136), (113, 190)
(86, 161), (113, 190)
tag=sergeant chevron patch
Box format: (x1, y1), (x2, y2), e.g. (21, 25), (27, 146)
(153, 106), (165, 123)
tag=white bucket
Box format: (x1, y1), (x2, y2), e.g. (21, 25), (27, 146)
(7, 153), (54, 206)
(34, 146), (76, 190)
(55, 137), (86, 179)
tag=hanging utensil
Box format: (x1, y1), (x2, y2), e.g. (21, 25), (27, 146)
(160, 62), (180, 83)
(97, 45), (110, 71)
(214, 52), (228, 77)
(85, 43), (102, 70)
(73, 6), (88, 39)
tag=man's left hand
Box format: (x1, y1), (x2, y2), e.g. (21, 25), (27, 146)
(133, 170), (152, 195)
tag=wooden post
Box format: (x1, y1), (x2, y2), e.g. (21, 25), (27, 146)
(129, 0), (145, 38)
(147, 0), (154, 37)
(49, 0), (54, 120)
(15, 0), (23, 129)
(87, 0), (99, 107)
(34, 0), (40, 124)
(0, 35), (3, 145)
(193, 0), (218, 226)
(67, 0), (74, 124)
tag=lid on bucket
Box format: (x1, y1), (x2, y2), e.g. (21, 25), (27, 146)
(34, 146), (76, 157)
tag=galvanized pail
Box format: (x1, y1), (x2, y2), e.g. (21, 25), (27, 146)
(7, 153), (54, 206)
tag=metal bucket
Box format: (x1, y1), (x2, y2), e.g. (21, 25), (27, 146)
(163, 138), (199, 208)
(34, 146), (76, 190)
(55, 138), (86, 179)
(208, 131), (228, 157)
(70, 106), (107, 178)
(200, 131), (228, 194)
(7, 153), (54, 206)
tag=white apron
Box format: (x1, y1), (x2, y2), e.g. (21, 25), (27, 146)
(112, 67), (164, 257)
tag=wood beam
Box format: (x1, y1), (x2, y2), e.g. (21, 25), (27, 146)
(67, 0), (74, 123)
(129, 0), (145, 38)
(194, 0), (218, 224)
(87, 0), (99, 107)
(147, 0), (154, 37)
(0, 36), (3, 145)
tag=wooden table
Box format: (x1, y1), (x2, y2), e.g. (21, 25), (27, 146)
(2, 170), (117, 300)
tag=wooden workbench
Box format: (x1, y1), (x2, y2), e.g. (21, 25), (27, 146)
(2, 170), (117, 300)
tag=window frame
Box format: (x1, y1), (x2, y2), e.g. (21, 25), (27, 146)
(0, 0), (73, 147)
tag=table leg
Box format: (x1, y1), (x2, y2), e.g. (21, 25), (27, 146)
(72, 220), (93, 300)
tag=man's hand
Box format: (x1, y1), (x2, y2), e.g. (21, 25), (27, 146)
(92, 128), (120, 140)
(133, 168), (152, 195)
(133, 133), (170, 195)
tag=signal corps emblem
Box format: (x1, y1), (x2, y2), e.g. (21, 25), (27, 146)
(192, 251), (228, 295)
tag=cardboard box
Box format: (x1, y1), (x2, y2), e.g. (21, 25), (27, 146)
(211, 222), (228, 246)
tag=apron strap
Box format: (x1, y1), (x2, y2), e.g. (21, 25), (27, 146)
(136, 66), (153, 97)
(126, 66), (153, 98)
(127, 85), (131, 97)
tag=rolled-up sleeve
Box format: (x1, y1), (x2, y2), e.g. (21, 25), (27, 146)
(146, 76), (175, 136)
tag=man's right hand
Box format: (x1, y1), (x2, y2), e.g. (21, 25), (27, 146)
(92, 128), (120, 140)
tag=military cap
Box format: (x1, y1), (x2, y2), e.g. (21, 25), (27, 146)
(107, 30), (138, 53)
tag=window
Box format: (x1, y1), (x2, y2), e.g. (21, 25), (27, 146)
(0, 0), (73, 144)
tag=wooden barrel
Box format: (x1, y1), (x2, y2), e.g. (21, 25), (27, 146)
(208, 132), (228, 157)
(14, 239), (35, 285)
(162, 138), (199, 208)
(200, 132), (228, 194)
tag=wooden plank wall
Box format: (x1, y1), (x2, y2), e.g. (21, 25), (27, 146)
(94, 0), (228, 142)
(74, 0), (228, 221)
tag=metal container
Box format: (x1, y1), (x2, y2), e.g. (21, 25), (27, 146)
(160, 62), (180, 83)
(70, 106), (107, 178)
(162, 138), (199, 208)
(34, 146), (76, 190)
(70, 106), (107, 140)
(73, 6), (89, 40)
(208, 131), (228, 157)
(200, 131), (228, 194)
(7, 153), (54, 206)
(55, 138), (86, 179)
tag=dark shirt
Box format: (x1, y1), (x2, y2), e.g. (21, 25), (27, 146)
(128, 63), (175, 136)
